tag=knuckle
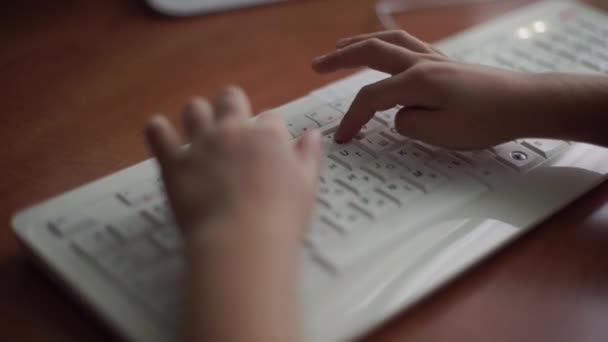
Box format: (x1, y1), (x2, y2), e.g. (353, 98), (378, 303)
(420, 50), (447, 62)
(429, 45), (446, 57)
(407, 63), (436, 84)
(363, 37), (384, 51)
(351, 84), (379, 114)
(219, 85), (241, 96)
(357, 84), (376, 98)
(393, 29), (410, 40)
(354, 85), (376, 108)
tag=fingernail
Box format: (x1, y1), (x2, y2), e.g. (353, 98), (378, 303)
(334, 132), (346, 144)
(221, 86), (240, 99)
(336, 38), (352, 48)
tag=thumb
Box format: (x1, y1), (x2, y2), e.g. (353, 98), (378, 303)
(296, 129), (323, 184)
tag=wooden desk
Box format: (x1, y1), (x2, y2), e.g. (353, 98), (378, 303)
(2, 0), (608, 341)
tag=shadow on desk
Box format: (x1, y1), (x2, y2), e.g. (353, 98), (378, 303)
(0, 256), (115, 342)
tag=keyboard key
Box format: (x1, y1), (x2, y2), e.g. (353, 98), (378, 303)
(389, 144), (430, 168)
(152, 227), (183, 252)
(316, 196), (332, 210)
(321, 205), (372, 234)
(349, 191), (399, 218)
(287, 116), (320, 138)
(356, 120), (385, 139)
(493, 142), (543, 172)
(117, 182), (163, 207)
(49, 215), (102, 237)
(519, 139), (568, 159)
(72, 225), (121, 256)
(426, 152), (470, 178)
(330, 144), (374, 169)
(580, 58), (603, 72)
(109, 213), (156, 240)
(334, 169), (382, 195)
(98, 239), (164, 277)
(380, 126), (408, 142)
(411, 140), (443, 154)
(377, 177), (423, 204)
(488, 57), (508, 69)
(400, 165), (447, 192)
(143, 201), (175, 226)
(329, 97), (354, 114)
(322, 157), (351, 177)
(299, 249), (335, 292)
(532, 39), (554, 54)
(361, 157), (403, 182)
(317, 181), (356, 208)
(306, 105), (343, 126)
(556, 48), (578, 63)
(305, 219), (343, 249)
(373, 107), (400, 126)
(356, 131), (395, 155)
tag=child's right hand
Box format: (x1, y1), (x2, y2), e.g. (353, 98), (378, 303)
(312, 30), (605, 150)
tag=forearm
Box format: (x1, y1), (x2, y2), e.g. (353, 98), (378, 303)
(182, 220), (301, 342)
(524, 73), (608, 146)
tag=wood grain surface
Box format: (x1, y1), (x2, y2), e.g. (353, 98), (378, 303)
(1, 0), (608, 341)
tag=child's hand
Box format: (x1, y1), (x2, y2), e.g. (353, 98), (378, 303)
(145, 87), (322, 248)
(312, 30), (549, 149)
(146, 87), (320, 342)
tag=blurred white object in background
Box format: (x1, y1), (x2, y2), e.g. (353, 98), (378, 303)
(376, 0), (507, 29)
(146, 0), (285, 16)
(147, 0), (511, 21)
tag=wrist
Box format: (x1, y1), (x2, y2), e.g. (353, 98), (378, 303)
(182, 215), (302, 342)
(522, 73), (608, 144)
(183, 213), (302, 262)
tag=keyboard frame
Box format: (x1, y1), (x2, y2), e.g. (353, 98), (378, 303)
(12, 1), (608, 341)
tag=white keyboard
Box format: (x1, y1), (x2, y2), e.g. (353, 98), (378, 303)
(12, 1), (608, 342)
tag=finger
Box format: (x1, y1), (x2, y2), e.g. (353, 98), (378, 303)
(182, 97), (213, 141)
(335, 72), (419, 143)
(145, 115), (182, 167)
(336, 30), (434, 54)
(312, 38), (418, 75)
(214, 86), (252, 121)
(296, 129), (323, 184)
